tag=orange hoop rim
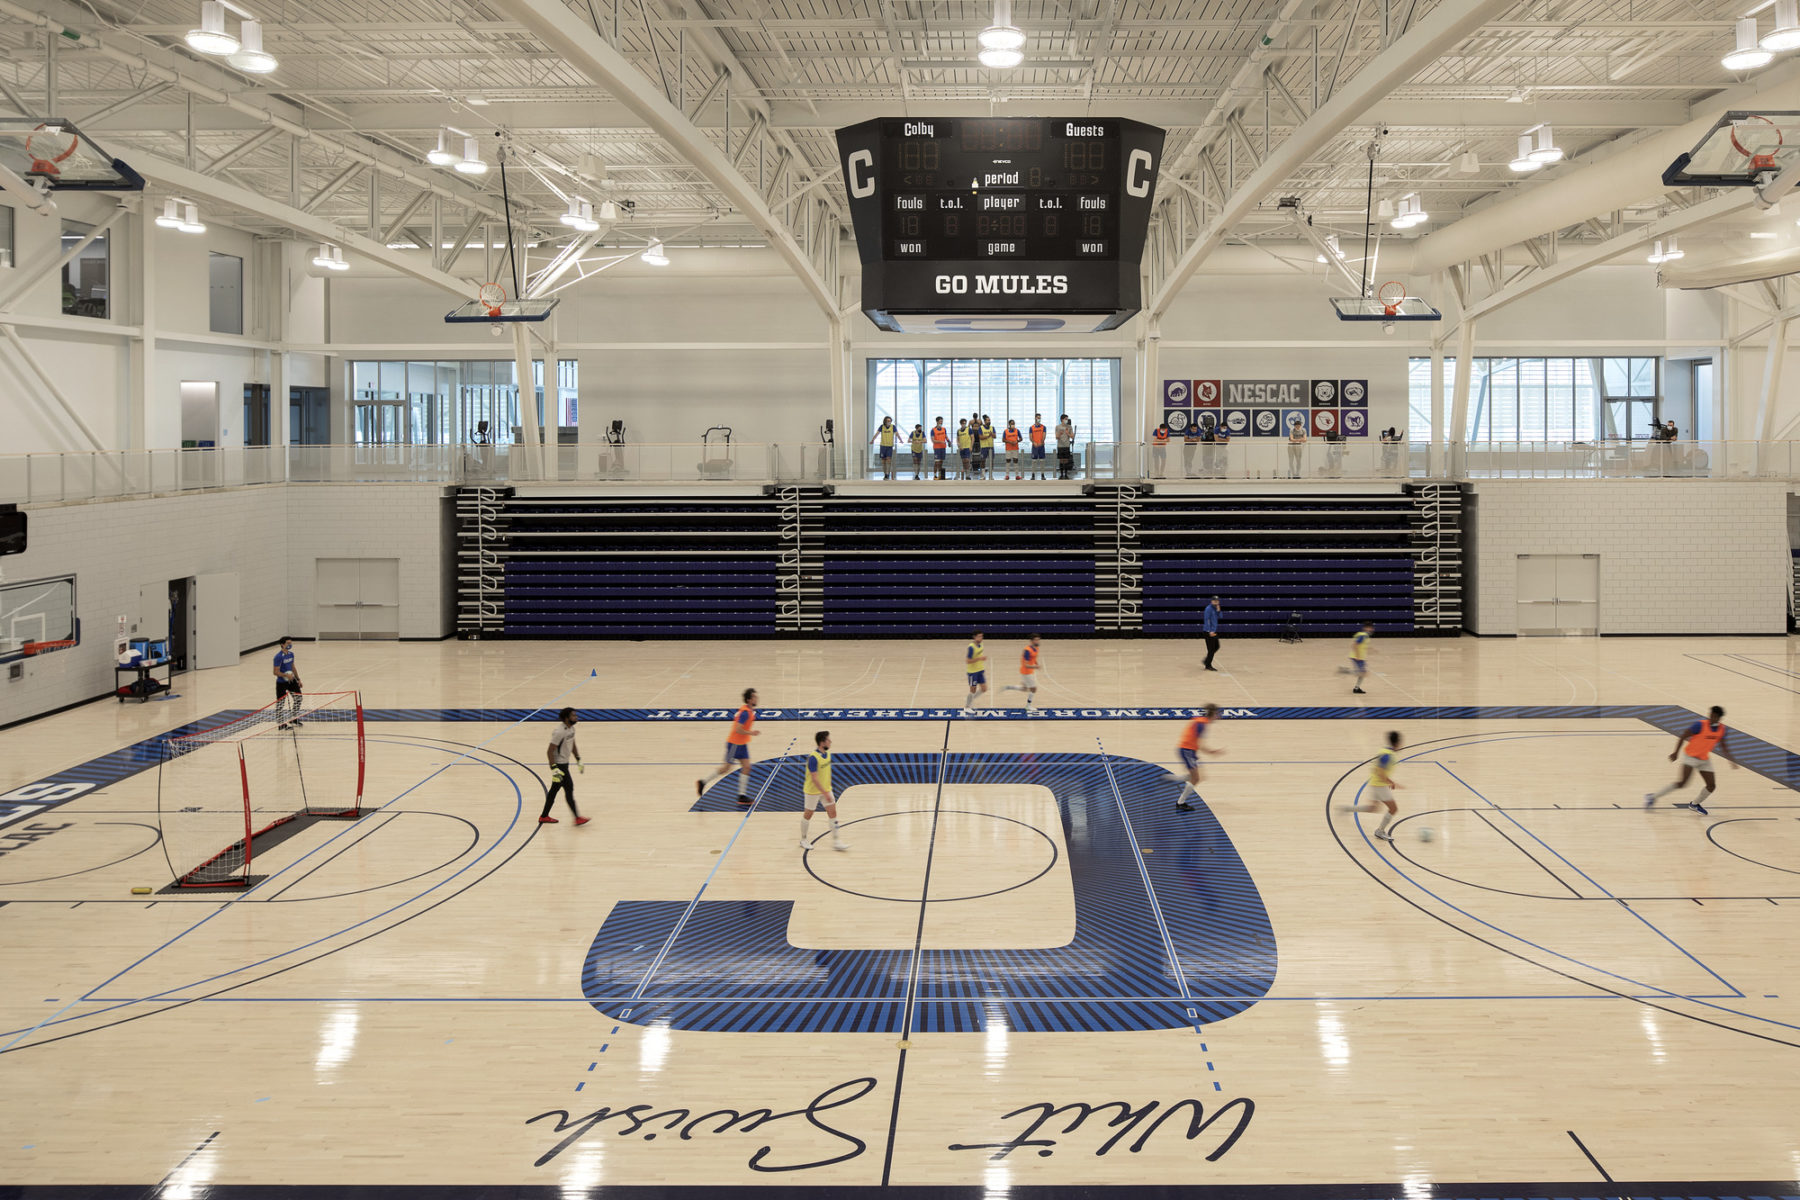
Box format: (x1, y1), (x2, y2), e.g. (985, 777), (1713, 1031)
(1730, 115), (1782, 170)
(25, 124), (79, 177)
(477, 282), (507, 318)
(1376, 280), (1407, 317)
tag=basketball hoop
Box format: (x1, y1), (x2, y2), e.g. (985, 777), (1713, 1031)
(477, 282), (507, 318)
(1377, 281), (1408, 317)
(24, 124), (79, 178)
(1730, 114), (1784, 171)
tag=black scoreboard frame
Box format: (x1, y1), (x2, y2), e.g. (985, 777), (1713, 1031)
(836, 117), (1165, 334)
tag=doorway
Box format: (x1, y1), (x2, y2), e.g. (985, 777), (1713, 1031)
(1515, 554), (1599, 635)
(315, 558), (401, 640)
(290, 386), (329, 445)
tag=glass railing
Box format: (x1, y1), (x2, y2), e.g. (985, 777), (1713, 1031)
(3, 438), (1797, 506)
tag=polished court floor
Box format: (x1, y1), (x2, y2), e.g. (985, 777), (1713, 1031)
(2, 633), (1799, 1197)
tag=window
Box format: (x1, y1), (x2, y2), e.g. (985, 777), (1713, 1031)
(866, 357), (1120, 447)
(351, 360), (563, 446)
(1409, 356), (1641, 442)
(209, 252), (243, 334)
(0, 204), (13, 269)
(61, 220), (109, 318)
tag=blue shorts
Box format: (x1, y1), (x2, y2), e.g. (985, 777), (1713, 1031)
(968, 670), (987, 686)
(880, 446), (893, 459)
(724, 742), (750, 761)
(1178, 747), (1200, 769)
(960, 450), (971, 461)
(1351, 658), (1366, 674)
(934, 448), (946, 460)
(1032, 445), (1046, 459)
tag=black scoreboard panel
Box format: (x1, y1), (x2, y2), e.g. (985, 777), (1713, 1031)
(836, 117), (1164, 333)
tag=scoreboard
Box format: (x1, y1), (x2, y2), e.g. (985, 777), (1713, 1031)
(836, 117), (1164, 333)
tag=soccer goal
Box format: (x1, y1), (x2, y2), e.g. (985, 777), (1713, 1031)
(156, 690), (365, 889)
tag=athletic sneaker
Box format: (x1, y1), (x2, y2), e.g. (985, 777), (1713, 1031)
(832, 839), (850, 852)
(1175, 801), (1196, 813)
(1352, 687), (1366, 694)
(695, 779), (705, 797)
(1373, 830), (1394, 841)
(736, 795), (753, 807)
(798, 838), (812, 849)
(574, 817), (591, 826)
(1643, 792), (1657, 808)
(1681, 799), (1709, 815)
(538, 816), (559, 824)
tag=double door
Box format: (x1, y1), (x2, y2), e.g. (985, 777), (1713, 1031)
(1516, 554), (1599, 635)
(316, 558), (400, 640)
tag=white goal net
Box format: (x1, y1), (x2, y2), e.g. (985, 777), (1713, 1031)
(156, 690), (365, 888)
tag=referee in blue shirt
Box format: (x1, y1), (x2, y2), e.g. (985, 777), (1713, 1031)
(1202, 597), (1222, 672)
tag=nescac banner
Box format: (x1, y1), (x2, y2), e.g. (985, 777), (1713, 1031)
(1162, 378), (1370, 437)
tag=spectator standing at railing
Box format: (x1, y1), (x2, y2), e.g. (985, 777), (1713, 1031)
(1056, 413), (1076, 478)
(980, 415), (998, 479)
(1182, 419), (1202, 478)
(1150, 423), (1169, 478)
(1028, 414), (1048, 479)
(931, 418), (949, 479)
(1197, 417), (1218, 478)
(1286, 416), (1308, 478)
(956, 418), (973, 479)
(1380, 427), (1402, 476)
(909, 424), (926, 480)
(1212, 424), (1231, 478)
(871, 416), (898, 480)
(1003, 420), (1023, 479)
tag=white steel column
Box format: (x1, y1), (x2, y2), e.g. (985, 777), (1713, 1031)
(1429, 339), (1445, 478)
(513, 323), (541, 481)
(1448, 319), (1477, 475)
(129, 199), (154, 449)
(1757, 316), (1791, 444)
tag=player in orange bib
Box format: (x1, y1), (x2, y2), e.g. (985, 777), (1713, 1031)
(1028, 414), (1048, 479)
(1168, 703), (1225, 813)
(1644, 704), (1736, 815)
(1003, 421), (1023, 479)
(930, 418), (949, 479)
(1001, 634), (1041, 708)
(697, 687), (761, 806)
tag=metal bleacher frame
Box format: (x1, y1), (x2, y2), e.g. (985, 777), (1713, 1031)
(453, 484), (1470, 639)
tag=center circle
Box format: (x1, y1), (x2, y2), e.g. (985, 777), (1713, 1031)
(802, 808), (1060, 903)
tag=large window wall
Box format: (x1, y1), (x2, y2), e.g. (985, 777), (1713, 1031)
(1407, 356), (1663, 441)
(350, 359), (579, 445)
(869, 358), (1120, 446)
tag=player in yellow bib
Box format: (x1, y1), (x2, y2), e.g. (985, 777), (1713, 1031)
(1348, 622), (1373, 694)
(799, 730), (849, 851)
(1343, 730), (1403, 840)
(962, 630), (988, 712)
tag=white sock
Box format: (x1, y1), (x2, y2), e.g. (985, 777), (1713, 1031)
(1179, 781), (1197, 802)
(1375, 812), (1394, 834)
(1024, 692), (1035, 707)
(828, 817), (841, 835)
(1694, 788), (1713, 804)
(799, 816), (811, 840)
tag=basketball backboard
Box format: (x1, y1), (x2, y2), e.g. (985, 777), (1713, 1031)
(445, 283), (559, 325)
(0, 574), (78, 661)
(1662, 111), (1800, 187)
(1330, 296), (1442, 322)
(0, 118), (145, 214)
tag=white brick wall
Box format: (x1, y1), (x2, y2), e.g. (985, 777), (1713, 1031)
(2, 484), (451, 725)
(1466, 481), (1791, 635)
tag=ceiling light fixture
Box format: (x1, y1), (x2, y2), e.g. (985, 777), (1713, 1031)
(1509, 133), (1542, 172)
(227, 18), (277, 72)
(155, 198), (185, 229)
(426, 129), (459, 167)
(1750, 230), (1780, 238)
(1376, 198), (1396, 220)
(1763, 0), (1800, 50)
(1528, 123), (1564, 163)
(1646, 238), (1684, 263)
(185, 1), (240, 54)
(177, 202), (205, 234)
(1724, 16), (1774, 69)
(1660, 235), (1683, 261)
(978, 0), (1025, 66)
(597, 199), (617, 222)
(641, 240), (669, 266)
(1391, 193), (1428, 229)
(1455, 150), (1480, 175)
(454, 136), (488, 175)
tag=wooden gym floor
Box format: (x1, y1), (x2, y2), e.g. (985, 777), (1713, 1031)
(1, 633), (1799, 1199)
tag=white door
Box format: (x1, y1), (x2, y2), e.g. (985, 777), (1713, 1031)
(191, 572), (240, 668)
(137, 583), (169, 640)
(356, 559), (401, 638)
(1516, 554), (1599, 635)
(315, 558), (401, 640)
(315, 558), (363, 639)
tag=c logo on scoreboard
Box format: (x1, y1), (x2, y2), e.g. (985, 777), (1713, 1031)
(847, 149), (875, 198)
(1126, 149), (1154, 197)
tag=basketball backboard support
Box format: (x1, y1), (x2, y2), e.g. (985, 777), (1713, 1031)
(1662, 111), (1800, 192)
(0, 118), (145, 215)
(444, 297), (560, 324)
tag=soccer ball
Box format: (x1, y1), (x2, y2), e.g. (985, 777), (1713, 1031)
(1418, 826), (1435, 843)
